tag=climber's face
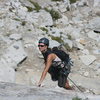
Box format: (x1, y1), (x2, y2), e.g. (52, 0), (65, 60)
(38, 43), (47, 53)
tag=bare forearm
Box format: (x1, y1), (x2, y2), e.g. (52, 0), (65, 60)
(38, 54), (55, 86)
(38, 69), (47, 85)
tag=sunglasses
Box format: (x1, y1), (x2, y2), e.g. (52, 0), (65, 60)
(38, 45), (45, 47)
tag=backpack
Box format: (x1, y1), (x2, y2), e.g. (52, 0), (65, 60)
(52, 46), (69, 63)
(51, 46), (73, 87)
(52, 46), (73, 73)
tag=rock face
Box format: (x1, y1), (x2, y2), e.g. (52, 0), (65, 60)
(0, 82), (100, 100)
(0, 41), (27, 69)
(79, 55), (96, 65)
(0, 67), (15, 82)
(0, 0), (100, 97)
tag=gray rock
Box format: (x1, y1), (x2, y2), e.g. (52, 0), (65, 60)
(56, 15), (69, 27)
(81, 49), (89, 55)
(87, 31), (100, 42)
(9, 34), (22, 40)
(88, 17), (100, 29)
(58, 4), (67, 13)
(0, 67), (15, 82)
(93, 49), (100, 54)
(26, 10), (53, 27)
(0, 82), (100, 100)
(49, 40), (60, 48)
(79, 55), (96, 65)
(93, 0), (100, 7)
(0, 41), (27, 69)
(74, 42), (84, 50)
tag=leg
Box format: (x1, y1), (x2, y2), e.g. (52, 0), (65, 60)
(58, 75), (73, 90)
(65, 80), (71, 89)
(58, 70), (73, 89)
(48, 67), (59, 81)
(58, 74), (67, 87)
(58, 69), (67, 88)
(65, 79), (72, 89)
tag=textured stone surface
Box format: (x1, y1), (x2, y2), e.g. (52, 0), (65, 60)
(0, 82), (100, 100)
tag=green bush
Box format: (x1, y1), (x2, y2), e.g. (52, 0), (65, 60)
(40, 27), (48, 33)
(70, 0), (78, 4)
(64, 43), (72, 51)
(50, 9), (62, 21)
(29, 0), (41, 12)
(51, 0), (63, 1)
(26, 6), (34, 12)
(50, 36), (73, 51)
(72, 96), (82, 100)
(28, 29), (31, 31)
(67, 34), (72, 40)
(13, 18), (20, 21)
(51, 36), (63, 43)
(21, 21), (26, 26)
(44, 8), (61, 21)
(44, 7), (50, 12)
